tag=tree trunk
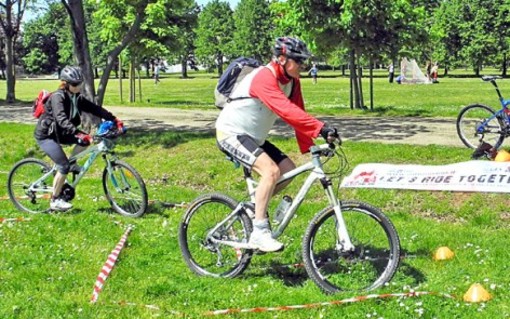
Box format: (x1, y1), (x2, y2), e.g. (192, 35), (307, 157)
(369, 58), (374, 111)
(217, 53), (223, 76)
(181, 57), (188, 78)
(357, 56), (364, 109)
(349, 50), (361, 109)
(119, 55), (123, 103)
(0, 0), (28, 103)
(502, 53), (507, 77)
(145, 60), (150, 78)
(137, 64), (142, 102)
(4, 36), (15, 103)
(129, 59), (135, 103)
(62, 0), (99, 133)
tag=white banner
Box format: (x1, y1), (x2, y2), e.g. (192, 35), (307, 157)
(340, 161), (510, 193)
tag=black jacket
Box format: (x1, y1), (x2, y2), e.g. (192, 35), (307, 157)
(34, 89), (116, 142)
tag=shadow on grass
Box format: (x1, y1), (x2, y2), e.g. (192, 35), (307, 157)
(151, 100), (213, 106)
(250, 247), (427, 290)
(119, 127), (214, 150)
(271, 115), (454, 143)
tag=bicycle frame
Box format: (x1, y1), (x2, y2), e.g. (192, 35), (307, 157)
(27, 137), (117, 195)
(208, 143), (355, 252)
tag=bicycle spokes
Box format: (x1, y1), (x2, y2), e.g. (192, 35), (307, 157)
(102, 160), (148, 217)
(7, 159), (53, 214)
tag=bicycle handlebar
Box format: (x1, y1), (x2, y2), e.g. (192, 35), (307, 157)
(310, 137), (342, 155)
(93, 127), (126, 142)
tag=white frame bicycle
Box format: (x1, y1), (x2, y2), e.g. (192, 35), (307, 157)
(179, 140), (400, 293)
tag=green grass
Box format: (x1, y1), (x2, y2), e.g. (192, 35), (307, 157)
(1, 123), (510, 318)
(1, 68), (509, 118)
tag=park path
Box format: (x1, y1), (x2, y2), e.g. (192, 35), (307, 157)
(0, 104), (462, 147)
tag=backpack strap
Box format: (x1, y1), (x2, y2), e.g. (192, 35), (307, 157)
(265, 63), (294, 99)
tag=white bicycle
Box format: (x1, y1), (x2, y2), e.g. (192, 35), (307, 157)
(178, 139), (400, 293)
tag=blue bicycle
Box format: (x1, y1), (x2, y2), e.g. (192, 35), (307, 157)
(456, 76), (510, 149)
(7, 122), (148, 217)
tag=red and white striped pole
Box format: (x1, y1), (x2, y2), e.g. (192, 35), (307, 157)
(90, 225), (134, 303)
(204, 291), (455, 316)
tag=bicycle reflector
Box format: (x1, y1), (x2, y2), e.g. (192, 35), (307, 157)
(97, 121), (114, 136)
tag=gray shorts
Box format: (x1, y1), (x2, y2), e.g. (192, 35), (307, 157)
(36, 138), (71, 174)
(217, 135), (288, 169)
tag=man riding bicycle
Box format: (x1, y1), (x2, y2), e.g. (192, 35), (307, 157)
(34, 66), (124, 211)
(215, 37), (339, 252)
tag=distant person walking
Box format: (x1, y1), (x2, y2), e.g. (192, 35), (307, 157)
(154, 64), (161, 84)
(431, 62), (439, 83)
(308, 63), (318, 84)
(388, 63), (394, 83)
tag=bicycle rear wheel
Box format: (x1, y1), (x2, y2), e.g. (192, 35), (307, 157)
(302, 201), (400, 293)
(456, 104), (505, 149)
(179, 193), (253, 278)
(7, 158), (52, 214)
(102, 160), (148, 217)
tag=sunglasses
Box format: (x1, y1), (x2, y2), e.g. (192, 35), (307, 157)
(69, 82), (82, 87)
(291, 57), (306, 65)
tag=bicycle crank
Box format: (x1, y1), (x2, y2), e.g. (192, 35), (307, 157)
(61, 183), (76, 201)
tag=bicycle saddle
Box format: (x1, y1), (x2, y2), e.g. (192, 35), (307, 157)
(482, 75), (502, 82)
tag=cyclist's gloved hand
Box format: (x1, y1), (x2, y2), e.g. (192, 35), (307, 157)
(320, 125), (339, 144)
(75, 132), (92, 146)
(114, 118), (126, 134)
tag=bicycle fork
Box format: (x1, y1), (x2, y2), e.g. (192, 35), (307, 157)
(322, 178), (355, 252)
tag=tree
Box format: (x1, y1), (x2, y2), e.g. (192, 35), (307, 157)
(432, 0), (510, 76)
(194, 0), (234, 76)
(232, 0), (273, 62)
(0, 0), (29, 103)
(21, 2), (66, 74)
(289, 0), (427, 110)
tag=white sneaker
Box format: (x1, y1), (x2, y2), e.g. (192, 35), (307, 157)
(249, 227), (284, 252)
(50, 198), (73, 211)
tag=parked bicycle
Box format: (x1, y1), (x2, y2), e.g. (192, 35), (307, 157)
(178, 138), (400, 293)
(7, 121), (148, 217)
(457, 76), (510, 149)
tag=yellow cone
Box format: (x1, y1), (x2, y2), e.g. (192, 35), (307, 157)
(495, 149), (510, 162)
(433, 246), (455, 261)
(463, 283), (492, 302)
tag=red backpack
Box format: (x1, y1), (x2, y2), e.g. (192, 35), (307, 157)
(32, 90), (52, 118)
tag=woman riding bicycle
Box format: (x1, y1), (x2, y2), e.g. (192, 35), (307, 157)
(215, 37), (339, 252)
(34, 65), (124, 211)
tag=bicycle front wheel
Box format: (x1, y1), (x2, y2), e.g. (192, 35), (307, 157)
(179, 193), (253, 278)
(302, 201), (400, 293)
(102, 160), (148, 217)
(456, 104), (505, 149)
(7, 158), (53, 214)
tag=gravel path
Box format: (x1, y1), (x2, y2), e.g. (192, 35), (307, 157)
(0, 104), (462, 147)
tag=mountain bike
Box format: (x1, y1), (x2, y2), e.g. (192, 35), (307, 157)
(7, 123), (148, 217)
(178, 139), (400, 293)
(457, 75), (510, 149)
